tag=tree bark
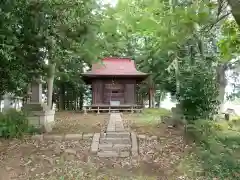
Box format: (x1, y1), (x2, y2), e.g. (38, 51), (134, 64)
(158, 95), (161, 108)
(47, 63), (56, 109)
(217, 64), (227, 113)
(149, 88), (154, 108)
(59, 82), (65, 110)
(79, 92), (84, 111)
(158, 92), (162, 108)
(152, 90), (155, 108)
(227, 0), (240, 27)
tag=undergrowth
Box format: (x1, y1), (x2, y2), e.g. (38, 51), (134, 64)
(186, 119), (240, 179)
(142, 108), (240, 179)
(0, 109), (39, 138)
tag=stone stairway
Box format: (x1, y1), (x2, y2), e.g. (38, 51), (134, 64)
(93, 113), (138, 158)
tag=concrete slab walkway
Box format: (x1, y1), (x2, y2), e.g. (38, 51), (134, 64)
(91, 113), (138, 157)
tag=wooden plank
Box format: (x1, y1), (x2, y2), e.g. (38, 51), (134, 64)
(86, 108), (143, 112)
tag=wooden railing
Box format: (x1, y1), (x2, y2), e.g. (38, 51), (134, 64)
(83, 104), (144, 114)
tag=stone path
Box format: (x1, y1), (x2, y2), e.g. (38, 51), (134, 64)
(91, 113), (138, 157)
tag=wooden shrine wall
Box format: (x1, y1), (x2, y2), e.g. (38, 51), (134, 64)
(91, 78), (136, 105)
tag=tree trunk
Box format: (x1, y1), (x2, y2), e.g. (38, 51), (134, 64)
(227, 0), (240, 27)
(79, 92), (84, 111)
(158, 92), (162, 108)
(152, 90), (155, 108)
(217, 64), (227, 113)
(47, 63), (56, 109)
(149, 88), (154, 108)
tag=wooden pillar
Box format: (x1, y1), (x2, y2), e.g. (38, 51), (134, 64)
(92, 81), (95, 104)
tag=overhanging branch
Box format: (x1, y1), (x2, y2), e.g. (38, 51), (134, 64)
(227, 0), (240, 27)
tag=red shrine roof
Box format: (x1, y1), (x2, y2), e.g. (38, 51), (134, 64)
(82, 57), (148, 77)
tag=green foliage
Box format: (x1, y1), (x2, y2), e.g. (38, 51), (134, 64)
(186, 120), (240, 179)
(179, 60), (219, 120)
(218, 20), (240, 61)
(0, 0), (34, 96)
(108, 0), (223, 117)
(0, 0), (235, 116)
(1, 0), (103, 107)
(0, 109), (36, 138)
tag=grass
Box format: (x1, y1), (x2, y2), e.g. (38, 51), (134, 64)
(124, 108), (172, 136)
(137, 108), (171, 122)
(186, 119), (240, 179)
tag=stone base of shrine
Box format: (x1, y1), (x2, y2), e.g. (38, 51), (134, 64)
(26, 110), (55, 133)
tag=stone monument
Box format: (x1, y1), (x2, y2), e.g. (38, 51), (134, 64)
(22, 77), (55, 132)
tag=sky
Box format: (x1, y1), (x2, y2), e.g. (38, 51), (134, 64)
(102, 0), (118, 6)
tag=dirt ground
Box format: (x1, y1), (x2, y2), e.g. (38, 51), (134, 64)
(50, 112), (109, 134)
(0, 112), (191, 180)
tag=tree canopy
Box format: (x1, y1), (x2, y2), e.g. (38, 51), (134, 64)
(1, 0), (240, 118)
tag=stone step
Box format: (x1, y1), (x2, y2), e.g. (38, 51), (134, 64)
(98, 143), (131, 151)
(105, 132), (130, 138)
(115, 128), (125, 132)
(113, 144), (131, 151)
(97, 150), (130, 158)
(119, 151), (130, 157)
(98, 143), (113, 151)
(97, 150), (119, 157)
(100, 137), (131, 144)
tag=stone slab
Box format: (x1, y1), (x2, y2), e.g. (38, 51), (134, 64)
(98, 143), (113, 151)
(148, 136), (158, 140)
(119, 151), (130, 157)
(25, 108), (55, 133)
(100, 137), (131, 144)
(97, 151), (119, 157)
(65, 134), (83, 140)
(95, 113), (136, 158)
(115, 128), (125, 132)
(91, 140), (99, 154)
(138, 134), (146, 139)
(113, 144), (131, 151)
(91, 133), (100, 153)
(92, 133), (100, 142)
(83, 133), (93, 139)
(106, 132), (130, 138)
(107, 128), (115, 132)
(131, 132), (138, 157)
(44, 135), (64, 141)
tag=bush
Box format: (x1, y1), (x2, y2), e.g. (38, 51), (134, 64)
(186, 120), (240, 179)
(0, 109), (38, 138)
(178, 60), (219, 120)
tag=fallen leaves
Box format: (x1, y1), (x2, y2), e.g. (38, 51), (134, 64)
(0, 113), (192, 180)
(51, 112), (109, 134)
